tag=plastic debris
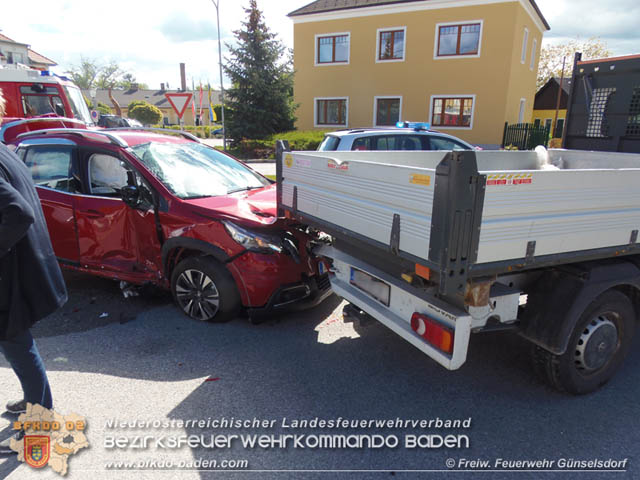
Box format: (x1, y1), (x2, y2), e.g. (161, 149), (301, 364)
(120, 281), (140, 298)
(99, 312), (109, 318)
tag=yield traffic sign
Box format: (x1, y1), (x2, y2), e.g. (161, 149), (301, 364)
(165, 92), (193, 119)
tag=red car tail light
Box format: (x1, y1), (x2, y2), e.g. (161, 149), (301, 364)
(410, 313), (454, 354)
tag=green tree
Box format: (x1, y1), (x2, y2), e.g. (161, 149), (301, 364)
(84, 95), (112, 115)
(223, 0), (296, 142)
(212, 104), (232, 124)
(66, 57), (101, 89)
(127, 100), (146, 113)
(537, 37), (612, 90)
(66, 57), (147, 90)
(96, 62), (125, 89)
(119, 73), (149, 90)
(128, 102), (162, 125)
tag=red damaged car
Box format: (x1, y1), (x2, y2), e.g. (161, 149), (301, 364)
(6, 127), (331, 322)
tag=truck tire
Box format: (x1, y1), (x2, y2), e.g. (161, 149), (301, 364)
(171, 256), (240, 323)
(532, 290), (635, 394)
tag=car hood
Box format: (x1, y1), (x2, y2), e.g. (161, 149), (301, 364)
(182, 184), (278, 226)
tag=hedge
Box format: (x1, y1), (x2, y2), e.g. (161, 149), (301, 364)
(230, 130), (328, 159)
(151, 124), (223, 139)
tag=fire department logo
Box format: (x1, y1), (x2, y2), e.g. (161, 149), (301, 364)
(11, 403), (89, 476)
(24, 436), (50, 468)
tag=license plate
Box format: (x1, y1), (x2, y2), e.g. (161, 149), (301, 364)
(350, 268), (390, 306)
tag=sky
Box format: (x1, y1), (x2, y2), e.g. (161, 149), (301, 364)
(2, 0), (639, 90)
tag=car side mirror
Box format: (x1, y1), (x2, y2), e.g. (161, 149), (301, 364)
(121, 185), (141, 208)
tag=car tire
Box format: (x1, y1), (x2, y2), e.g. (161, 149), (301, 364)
(171, 256), (240, 323)
(531, 290), (635, 395)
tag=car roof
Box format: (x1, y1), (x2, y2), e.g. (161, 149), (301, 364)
(327, 128), (450, 138)
(13, 128), (199, 148)
(324, 127), (473, 146)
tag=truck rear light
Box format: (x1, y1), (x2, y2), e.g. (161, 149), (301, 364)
(410, 313), (454, 354)
(415, 263), (431, 280)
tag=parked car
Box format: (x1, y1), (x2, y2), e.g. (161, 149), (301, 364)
(318, 123), (475, 151)
(97, 115), (142, 128)
(11, 127), (331, 322)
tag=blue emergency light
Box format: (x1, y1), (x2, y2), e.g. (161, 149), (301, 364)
(396, 121), (431, 131)
(40, 70), (50, 76)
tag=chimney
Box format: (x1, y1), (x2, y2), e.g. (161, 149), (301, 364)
(180, 63), (186, 91)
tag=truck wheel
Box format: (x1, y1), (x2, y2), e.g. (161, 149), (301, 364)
(532, 290), (635, 394)
(171, 256), (240, 323)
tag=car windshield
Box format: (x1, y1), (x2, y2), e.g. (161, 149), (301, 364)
(318, 135), (341, 151)
(63, 85), (92, 124)
(130, 142), (269, 199)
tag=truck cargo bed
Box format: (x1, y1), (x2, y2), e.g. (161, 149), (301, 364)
(278, 147), (640, 295)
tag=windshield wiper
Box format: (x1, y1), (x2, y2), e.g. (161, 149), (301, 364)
(184, 194), (214, 200)
(227, 186), (263, 194)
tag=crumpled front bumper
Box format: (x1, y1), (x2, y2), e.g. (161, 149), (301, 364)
(246, 273), (333, 319)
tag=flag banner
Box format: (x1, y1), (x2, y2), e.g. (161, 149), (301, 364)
(209, 86), (217, 122)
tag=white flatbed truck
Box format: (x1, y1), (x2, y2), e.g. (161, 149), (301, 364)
(276, 142), (640, 394)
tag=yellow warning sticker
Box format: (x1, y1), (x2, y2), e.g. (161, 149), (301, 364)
(410, 174), (431, 186)
(284, 154), (293, 168)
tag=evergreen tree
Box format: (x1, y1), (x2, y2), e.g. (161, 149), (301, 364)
(223, 0), (296, 142)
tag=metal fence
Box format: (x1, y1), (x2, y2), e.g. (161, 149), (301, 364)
(502, 122), (550, 150)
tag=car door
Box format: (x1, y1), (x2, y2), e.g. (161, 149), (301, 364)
(73, 148), (162, 279)
(19, 143), (81, 264)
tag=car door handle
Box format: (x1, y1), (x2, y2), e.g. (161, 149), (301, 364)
(78, 209), (106, 219)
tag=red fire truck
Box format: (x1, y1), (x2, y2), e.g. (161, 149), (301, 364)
(0, 66), (91, 142)
(0, 66), (91, 123)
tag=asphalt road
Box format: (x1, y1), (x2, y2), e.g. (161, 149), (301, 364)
(1, 270), (639, 479)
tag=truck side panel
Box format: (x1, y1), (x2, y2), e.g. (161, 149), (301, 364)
(281, 151), (441, 262)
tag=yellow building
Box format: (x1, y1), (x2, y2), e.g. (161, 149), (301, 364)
(531, 77), (570, 139)
(289, 0), (550, 147)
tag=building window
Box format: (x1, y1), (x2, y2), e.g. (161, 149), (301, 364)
(554, 118), (565, 138)
(436, 23), (481, 57)
(317, 34), (350, 64)
(431, 96), (474, 128)
(316, 98), (348, 126)
(626, 87), (640, 137)
(530, 38), (537, 70)
(377, 28), (405, 61)
(587, 87), (616, 137)
(544, 118), (552, 132)
(533, 118), (541, 127)
(374, 97), (401, 126)
(521, 28), (529, 64)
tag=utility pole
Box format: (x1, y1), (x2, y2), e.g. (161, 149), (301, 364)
(211, 0), (227, 151)
(553, 57), (566, 141)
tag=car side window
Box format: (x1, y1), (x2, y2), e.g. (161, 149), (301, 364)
(23, 146), (80, 193)
(88, 154), (131, 196)
(373, 136), (395, 150)
(87, 153), (155, 209)
(430, 137), (468, 150)
(351, 137), (372, 151)
(398, 136), (421, 150)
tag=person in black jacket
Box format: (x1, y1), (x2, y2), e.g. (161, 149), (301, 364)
(0, 88), (67, 453)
